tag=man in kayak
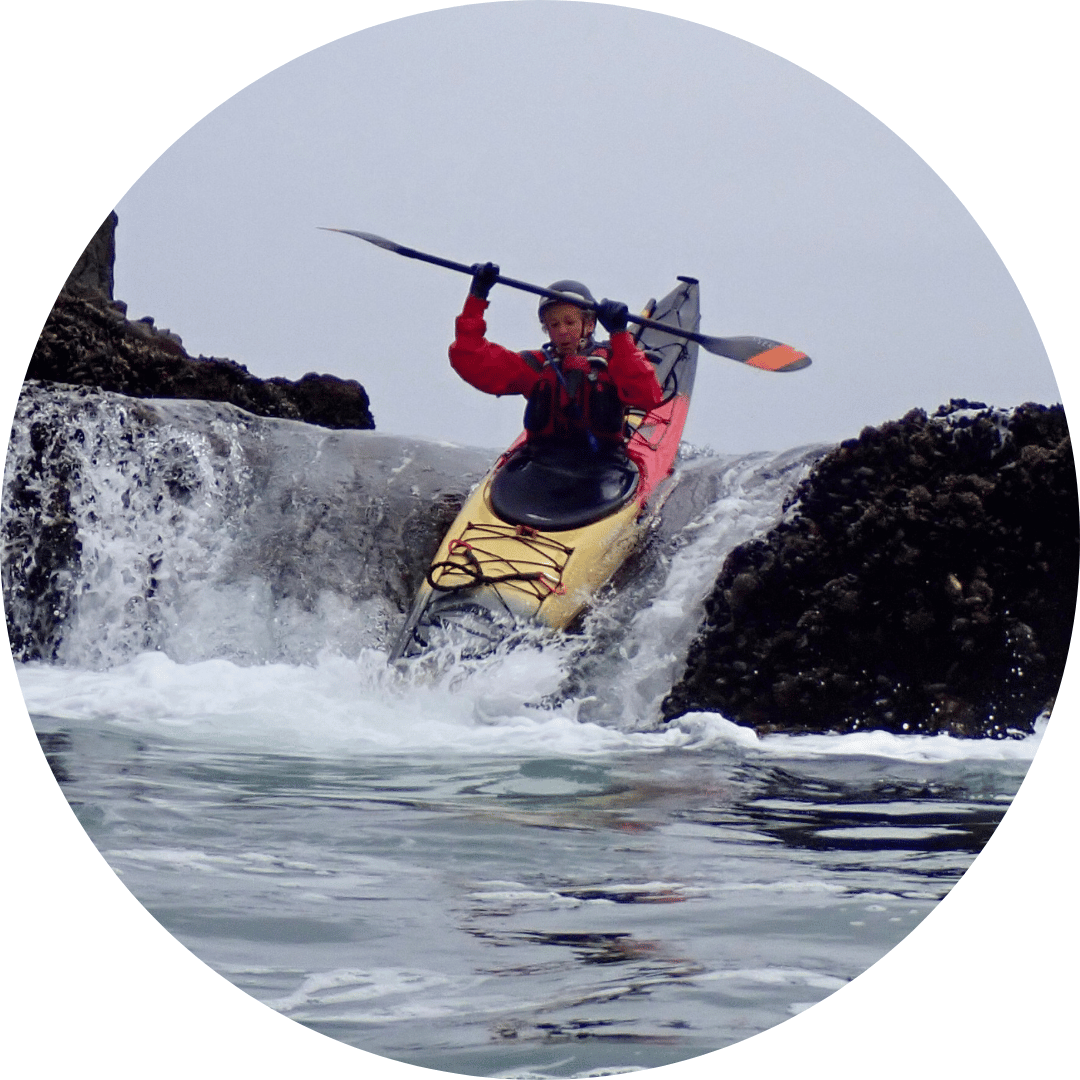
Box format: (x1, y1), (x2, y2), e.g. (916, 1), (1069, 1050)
(449, 262), (663, 453)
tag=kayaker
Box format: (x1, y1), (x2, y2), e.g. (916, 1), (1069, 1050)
(449, 262), (663, 452)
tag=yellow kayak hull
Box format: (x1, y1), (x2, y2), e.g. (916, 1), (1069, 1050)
(420, 469), (651, 630)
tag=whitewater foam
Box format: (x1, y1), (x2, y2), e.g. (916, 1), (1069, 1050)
(670, 710), (1046, 762)
(6, 387), (1052, 759)
(16, 648), (1044, 764)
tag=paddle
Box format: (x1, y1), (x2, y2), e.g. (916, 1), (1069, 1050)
(320, 228), (812, 372)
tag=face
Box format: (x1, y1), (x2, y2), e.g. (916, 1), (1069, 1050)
(542, 303), (594, 357)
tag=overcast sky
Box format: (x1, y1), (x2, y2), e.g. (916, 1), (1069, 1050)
(107, 1), (1059, 455)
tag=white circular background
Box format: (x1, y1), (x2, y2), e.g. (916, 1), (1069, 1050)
(2, 3), (1075, 1077)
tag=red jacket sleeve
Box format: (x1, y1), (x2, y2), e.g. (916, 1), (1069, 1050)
(607, 331), (664, 411)
(449, 294), (540, 397)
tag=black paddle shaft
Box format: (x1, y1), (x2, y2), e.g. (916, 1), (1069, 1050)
(321, 228), (811, 370)
(322, 227), (606, 308)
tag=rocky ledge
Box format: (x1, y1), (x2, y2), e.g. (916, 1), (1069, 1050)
(663, 401), (1077, 738)
(26, 213), (375, 431)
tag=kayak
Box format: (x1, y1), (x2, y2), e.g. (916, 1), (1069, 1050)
(389, 277), (701, 660)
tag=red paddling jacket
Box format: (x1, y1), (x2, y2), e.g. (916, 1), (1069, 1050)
(449, 294), (663, 448)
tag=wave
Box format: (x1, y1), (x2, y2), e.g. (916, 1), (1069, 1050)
(8, 382), (1062, 743)
(4, 383), (818, 732)
(17, 648), (1042, 764)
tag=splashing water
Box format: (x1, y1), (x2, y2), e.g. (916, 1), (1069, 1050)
(6, 383), (1042, 1075)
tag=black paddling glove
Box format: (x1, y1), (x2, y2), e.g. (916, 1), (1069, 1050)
(469, 262), (500, 300)
(596, 299), (629, 335)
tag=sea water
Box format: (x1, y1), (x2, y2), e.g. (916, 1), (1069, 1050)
(5, 389), (1043, 1075)
(20, 649), (1037, 1077)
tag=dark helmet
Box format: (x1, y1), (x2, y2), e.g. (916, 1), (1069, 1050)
(538, 280), (596, 319)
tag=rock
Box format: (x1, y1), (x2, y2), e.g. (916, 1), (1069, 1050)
(65, 211), (117, 300)
(25, 213), (376, 431)
(662, 400), (1078, 738)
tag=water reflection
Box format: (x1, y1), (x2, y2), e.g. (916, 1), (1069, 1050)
(31, 721), (1027, 1073)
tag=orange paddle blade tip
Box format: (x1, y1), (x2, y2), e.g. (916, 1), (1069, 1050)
(746, 345), (811, 372)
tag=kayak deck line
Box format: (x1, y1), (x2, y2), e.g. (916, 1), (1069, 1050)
(426, 522), (574, 601)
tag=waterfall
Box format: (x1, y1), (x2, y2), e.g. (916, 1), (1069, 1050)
(3, 382), (819, 726)
(3, 383), (492, 667)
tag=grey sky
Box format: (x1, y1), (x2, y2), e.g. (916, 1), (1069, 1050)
(110, 1), (1058, 455)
